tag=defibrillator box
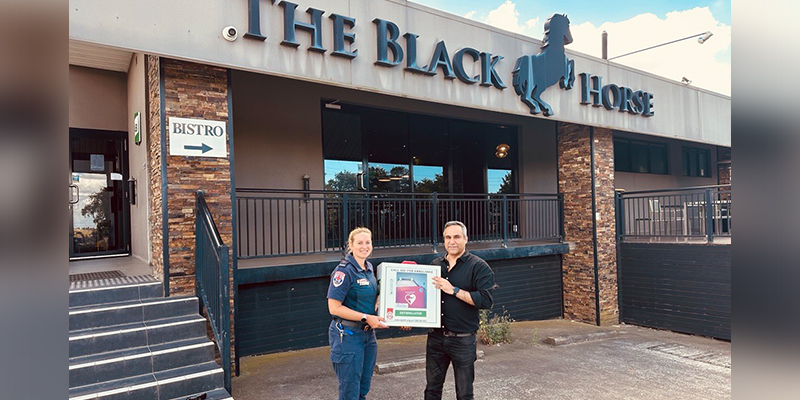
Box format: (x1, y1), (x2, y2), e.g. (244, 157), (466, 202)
(376, 262), (441, 328)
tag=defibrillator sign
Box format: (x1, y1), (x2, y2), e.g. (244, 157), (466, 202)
(377, 262), (441, 328)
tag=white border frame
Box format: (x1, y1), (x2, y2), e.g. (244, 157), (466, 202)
(377, 262), (441, 328)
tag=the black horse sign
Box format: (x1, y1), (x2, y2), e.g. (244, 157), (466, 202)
(512, 14), (575, 116)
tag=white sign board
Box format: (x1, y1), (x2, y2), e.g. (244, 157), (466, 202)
(168, 117), (227, 158)
(377, 262), (441, 328)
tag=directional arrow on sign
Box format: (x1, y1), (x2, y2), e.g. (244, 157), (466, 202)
(184, 143), (213, 153)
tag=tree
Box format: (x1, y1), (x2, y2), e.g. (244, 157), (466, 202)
(497, 171), (513, 194)
(326, 170), (358, 191)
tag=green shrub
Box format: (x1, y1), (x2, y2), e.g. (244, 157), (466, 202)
(478, 309), (514, 345)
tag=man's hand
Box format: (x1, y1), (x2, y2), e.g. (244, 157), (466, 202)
(432, 276), (455, 295)
(398, 326), (412, 331)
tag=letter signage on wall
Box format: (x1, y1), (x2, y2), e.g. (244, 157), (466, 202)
(168, 117), (228, 158)
(242, 1), (654, 118)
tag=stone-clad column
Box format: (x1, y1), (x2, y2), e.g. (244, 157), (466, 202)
(557, 122), (618, 325)
(146, 55), (236, 366)
(146, 56), (233, 294)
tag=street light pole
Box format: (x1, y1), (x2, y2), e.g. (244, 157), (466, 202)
(604, 31), (713, 61)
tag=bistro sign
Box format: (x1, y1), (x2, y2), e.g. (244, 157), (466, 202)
(242, 0), (653, 117)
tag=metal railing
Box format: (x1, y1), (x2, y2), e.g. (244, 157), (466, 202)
(195, 191), (231, 392)
(616, 185), (731, 242)
(236, 189), (563, 259)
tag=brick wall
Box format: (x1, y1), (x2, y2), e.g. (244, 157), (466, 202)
(557, 123), (618, 325)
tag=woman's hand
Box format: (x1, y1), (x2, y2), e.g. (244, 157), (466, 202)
(398, 326), (412, 331)
(366, 314), (389, 329)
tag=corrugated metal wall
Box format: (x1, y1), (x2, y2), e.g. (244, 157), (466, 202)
(618, 243), (731, 340)
(237, 255), (563, 357)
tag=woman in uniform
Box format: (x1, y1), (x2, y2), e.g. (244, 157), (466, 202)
(327, 227), (388, 400)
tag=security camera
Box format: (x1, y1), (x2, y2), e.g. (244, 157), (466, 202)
(697, 31), (713, 44)
(222, 26), (238, 42)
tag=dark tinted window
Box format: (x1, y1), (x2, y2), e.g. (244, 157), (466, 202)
(614, 138), (668, 174)
(682, 147), (711, 177)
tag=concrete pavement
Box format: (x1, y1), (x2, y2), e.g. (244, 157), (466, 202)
(231, 320), (730, 399)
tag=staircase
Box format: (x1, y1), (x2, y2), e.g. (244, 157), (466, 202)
(69, 276), (233, 400)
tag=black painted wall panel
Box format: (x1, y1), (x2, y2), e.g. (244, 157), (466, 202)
(237, 255), (563, 357)
(618, 243), (730, 340)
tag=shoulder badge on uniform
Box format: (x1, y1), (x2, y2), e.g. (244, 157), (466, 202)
(332, 270), (346, 287)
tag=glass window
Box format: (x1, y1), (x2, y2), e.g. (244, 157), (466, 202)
(369, 162), (410, 193)
(614, 137), (668, 175)
(630, 142), (649, 173)
(649, 144), (668, 174)
(324, 160), (362, 191)
(683, 147), (711, 177)
(614, 140), (631, 172)
(487, 169), (513, 194)
(414, 165), (445, 193)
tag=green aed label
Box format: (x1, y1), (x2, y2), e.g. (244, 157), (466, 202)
(396, 310), (426, 317)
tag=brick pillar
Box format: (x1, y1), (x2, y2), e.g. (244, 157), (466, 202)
(557, 123), (618, 325)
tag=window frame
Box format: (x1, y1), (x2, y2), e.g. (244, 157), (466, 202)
(613, 137), (669, 175)
(682, 146), (712, 177)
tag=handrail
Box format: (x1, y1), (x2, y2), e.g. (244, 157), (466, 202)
(235, 189), (563, 259)
(195, 191), (231, 393)
(616, 185), (731, 242)
(620, 184), (731, 195)
(236, 188), (561, 197)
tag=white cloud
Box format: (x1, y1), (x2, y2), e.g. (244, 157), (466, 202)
(464, 1), (540, 37)
(463, 2), (730, 95)
(569, 7), (731, 95)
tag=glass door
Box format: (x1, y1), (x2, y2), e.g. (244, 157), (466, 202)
(69, 129), (130, 259)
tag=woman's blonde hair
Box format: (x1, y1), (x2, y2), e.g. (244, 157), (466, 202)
(346, 227), (372, 255)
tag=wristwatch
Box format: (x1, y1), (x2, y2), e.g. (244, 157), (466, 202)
(452, 287), (460, 296)
(361, 313), (368, 323)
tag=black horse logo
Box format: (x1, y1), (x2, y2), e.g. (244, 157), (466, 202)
(512, 14), (575, 116)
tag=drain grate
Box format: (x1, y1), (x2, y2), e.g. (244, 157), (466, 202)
(70, 270), (126, 282)
(648, 343), (731, 369)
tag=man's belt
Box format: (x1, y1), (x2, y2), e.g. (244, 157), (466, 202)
(431, 328), (474, 337)
(335, 318), (372, 331)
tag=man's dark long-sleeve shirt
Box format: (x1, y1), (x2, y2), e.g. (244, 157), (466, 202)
(433, 251), (495, 333)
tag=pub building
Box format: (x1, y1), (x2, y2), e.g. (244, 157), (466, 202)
(68, 0), (730, 397)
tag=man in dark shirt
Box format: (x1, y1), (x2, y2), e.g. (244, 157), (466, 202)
(425, 220), (495, 400)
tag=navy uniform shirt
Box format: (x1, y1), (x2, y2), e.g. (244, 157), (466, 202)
(433, 251), (495, 333)
(327, 254), (378, 317)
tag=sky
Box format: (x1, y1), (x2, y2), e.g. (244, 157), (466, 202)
(411, 0), (731, 96)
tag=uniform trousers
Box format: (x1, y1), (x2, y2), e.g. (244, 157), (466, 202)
(328, 320), (378, 400)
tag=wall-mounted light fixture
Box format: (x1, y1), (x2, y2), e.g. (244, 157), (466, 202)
(324, 100), (341, 110)
(302, 174), (310, 202)
(127, 177), (136, 205)
(681, 77), (692, 85)
(495, 143), (510, 159)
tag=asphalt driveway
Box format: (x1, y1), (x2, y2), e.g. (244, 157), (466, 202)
(232, 319), (731, 400)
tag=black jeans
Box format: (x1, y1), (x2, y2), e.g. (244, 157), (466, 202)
(424, 331), (477, 400)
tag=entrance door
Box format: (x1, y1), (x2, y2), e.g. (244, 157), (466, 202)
(69, 129), (131, 259)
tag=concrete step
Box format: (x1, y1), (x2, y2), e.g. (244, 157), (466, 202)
(374, 350), (484, 375)
(69, 315), (208, 358)
(69, 337), (215, 388)
(68, 361), (224, 400)
(543, 330), (625, 346)
(69, 280), (163, 308)
(69, 296), (198, 331)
